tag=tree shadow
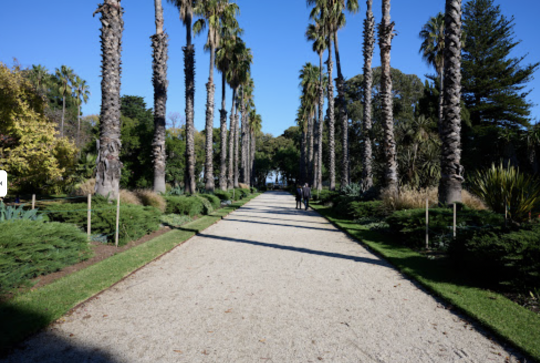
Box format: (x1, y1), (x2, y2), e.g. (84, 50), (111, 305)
(232, 213), (331, 225)
(0, 303), (119, 362)
(223, 218), (340, 233)
(196, 233), (390, 268)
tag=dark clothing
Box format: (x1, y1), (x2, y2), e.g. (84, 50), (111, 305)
(295, 187), (303, 209)
(303, 186), (311, 210)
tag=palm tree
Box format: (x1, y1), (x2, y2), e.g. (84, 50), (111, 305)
(239, 76), (254, 185)
(151, 0), (169, 193)
(306, 17), (327, 190)
(93, 0), (124, 199)
(167, 0), (199, 194)
(299, 62), (319, 185)
(29, 64), (50, 94)
(439, 0), (464, 204)
(249, 112), (262, 186)
(225, 39), (251, 189)
(73, 76), (91, 149)
(362, 0), (375, 189)
(55, 65), (74, 138)
(194, 0), (240, 192)
(419, 12), (445, 132)
(216, 24), (242, 191)
(378, 0), (398, 196)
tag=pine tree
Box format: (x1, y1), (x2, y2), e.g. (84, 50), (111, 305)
(462, 0), (539, 128)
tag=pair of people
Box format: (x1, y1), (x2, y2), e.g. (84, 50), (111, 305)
(295, 183), (311, 210)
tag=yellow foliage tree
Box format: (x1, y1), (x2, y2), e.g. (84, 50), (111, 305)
(0, 63), (78, 193)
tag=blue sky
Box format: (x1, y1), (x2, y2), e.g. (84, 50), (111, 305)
(1, 0), (539, 137)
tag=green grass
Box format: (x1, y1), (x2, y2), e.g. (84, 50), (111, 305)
(310, 202), (540, 361)
(0, 193), (260, 354)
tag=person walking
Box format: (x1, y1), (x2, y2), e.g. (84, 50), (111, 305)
(295, 184), (303, 209)
(302, 183), (311, 210)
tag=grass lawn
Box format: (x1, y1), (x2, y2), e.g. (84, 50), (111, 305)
(310, 202), (540, 362)
(0, 193), (260, 355)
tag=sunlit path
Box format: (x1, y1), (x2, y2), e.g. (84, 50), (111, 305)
(4, 192), (521, 363)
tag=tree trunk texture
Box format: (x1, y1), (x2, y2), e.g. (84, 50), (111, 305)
(151, 31), (169, 194)
(334, 32), (349, 188)
(300, 128), (306, 184)
(308, 114), (314, 186)
(378, 0), (398, 196)
(327, 37), (336, 191)
(250, 129), (256, 186)
(438, 63), (444, 135)
(61, 96), (65, 138)
(184, 43), (196, 194)
(204, 48), (216, 192)
(77, 104), (81, 148)
(234, 111), (240, 188)
(362, 0), (375, 190)
(439, 0), (464, 204)
(219, 73), (227, 191)
(240, 102), (248, 185)
(94, 0), (124, 200)
(313, 107), (320, 189)
(317, 53), (324, 191)
(228, 88), (236, 189)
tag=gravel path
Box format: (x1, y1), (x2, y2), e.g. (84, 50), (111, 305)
(3, 192), (525, 363)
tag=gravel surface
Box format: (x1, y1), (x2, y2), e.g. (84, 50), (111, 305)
(3, 192), (525, 362)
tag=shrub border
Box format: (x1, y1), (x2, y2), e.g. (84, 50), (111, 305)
(0, 193), (261, 355)
(310, 202), (540, 362)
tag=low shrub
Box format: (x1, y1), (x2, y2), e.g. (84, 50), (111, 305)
(164, 196), (204, 216)
(195, 195), (213, 215)
(42, 202), (161, 246)
(250, 186), (258, 193)
(120, 190), (142, 206)
(213, 190), (231, 201)
(70, 178), (96, 197)
(160, 214), (192, 228)
(0, 220), (92, 292)
(349, 201), (386, 219)
(312, 190), (339, 204)
(0, 202), (44, 222)
(386, 207), (504, 249)
(233, 188), (250, 199)
(331, 195), (357, 218)
(134, 189), (167, 213)
(200, 194), (221, 210)
(449, 223), (540, 292)
(166, 185), (184, 196)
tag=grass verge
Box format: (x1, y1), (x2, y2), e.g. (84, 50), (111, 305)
(0, 193), (260, 354)
(310, 202), (540, 362)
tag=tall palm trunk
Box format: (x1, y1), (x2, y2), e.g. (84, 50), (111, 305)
(317, 52), (324, 191)
(77, 103), (81, 148)
(362, 0), (375, 189)
(151, 0), (168, 193)
(439, 0), (464, 204)
(204, 46), (216, 192)
(327, 35), (336, 191)
(437, 63), (444, 134)
(94, 0), (124, 200)
(313, 107), (319, 189)
(184, 15), (196, 194)
(234, 106), (240, 188)
(61, 96), (66, 137)
(228, 88), (237, 189)
(300, 127), (306, 184)
(240, 101), (248, 184)
(334, 31), (349, 187)
(250, 128), (256, 186)
(219, 73), (228, 191)
(308, 113), (314, 185)
(378, 0), (398, 195)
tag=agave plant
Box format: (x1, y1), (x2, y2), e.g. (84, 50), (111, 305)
(0, 202), (43, 222)
(469, 163), (540, 222)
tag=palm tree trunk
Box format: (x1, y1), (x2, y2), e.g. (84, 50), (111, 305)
(228, 88), (237, 189)
(150, 29), (168, 193)
(308, 113), (314, 186)
(300, 127), (306, 184)
(240, 101), (248, 185)
(313, 106), (319, 189)
(327, 36), (336, 191)
(437, 63), (444, 134)
(250, 128), (256, 186)
(362, 0), (375, 190)
(438, 0), (464, 204)
(334, 31), (349, 188)
(61, 96), (65, 138)
(77, 103), (81, 148)
(246, 125), (251, 186)
(234, 110), (240, 188)
(317, 52), (324, 191)
(378, 0), (398, 196)
(184, 14), (196, 194)
(219, 73), (228, 191)
(204, 46), (216, 192)
(94, 0), (124, 200)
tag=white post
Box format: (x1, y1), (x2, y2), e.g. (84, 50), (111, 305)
(115, 193), (120, 248)
(425, 197), (429, 250)
(87, 194), (92, 241)
(31, 194), (36, 210)
(453, 203), (457, 239)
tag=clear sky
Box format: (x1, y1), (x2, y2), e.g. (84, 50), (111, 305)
(1, 0), (539, 137)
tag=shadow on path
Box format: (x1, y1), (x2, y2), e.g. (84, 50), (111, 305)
(197, 233), (390, 268)
(223, 218), (340, 233)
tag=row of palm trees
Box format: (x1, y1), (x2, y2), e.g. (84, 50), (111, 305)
(299, 0), (464, 204)
(94, 0), (262, 199)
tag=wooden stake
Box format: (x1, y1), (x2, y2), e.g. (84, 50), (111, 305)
(453, 203), (457, 239)
(31, 194), (35, 210)
(87, 194), (92, 241)
(115, 193), (120, 248)
(426, 197), (429, 250)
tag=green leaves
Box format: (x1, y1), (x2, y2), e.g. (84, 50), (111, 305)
(0, 202), (43, 222)
(469, 163), (540, 222)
